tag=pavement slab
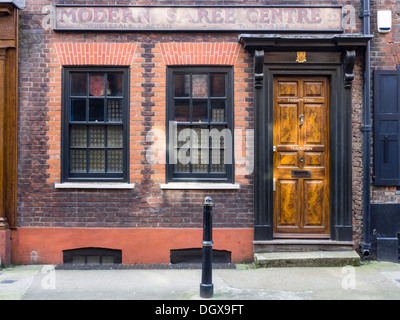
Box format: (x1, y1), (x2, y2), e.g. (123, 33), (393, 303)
(0, 261), (399, 301)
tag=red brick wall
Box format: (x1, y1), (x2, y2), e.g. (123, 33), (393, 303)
(18, 1), (254, 230)
(17, 0), (371, 254)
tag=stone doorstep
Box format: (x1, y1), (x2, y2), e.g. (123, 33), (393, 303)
(254, 251), (361, 268)
(253, 239), (355, 253)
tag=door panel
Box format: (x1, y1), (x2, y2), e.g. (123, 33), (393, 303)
(277, 180), (299, 227)
(303, 180), (325, 227)
(304, 152), (324, 167)
(273, 76), (330, 238)
(304, 81), (323, 97)
(278, 104), (298, 145)
(304, 104), (323, 145)
(278, 81), (298, 96)
(278, 152), (298, 167)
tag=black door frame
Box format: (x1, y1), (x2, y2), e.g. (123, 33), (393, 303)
(239, 34), (371, 242)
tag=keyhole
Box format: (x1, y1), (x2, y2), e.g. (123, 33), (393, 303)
(299, 157), (304, 162)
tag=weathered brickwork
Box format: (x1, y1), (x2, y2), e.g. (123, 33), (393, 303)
(18, 1), (255, 231)
(17, 0), (378, 261)
(370, 0), (400, 204)
(352, 55), (365, 248)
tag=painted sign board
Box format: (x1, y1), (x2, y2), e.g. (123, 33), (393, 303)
(54, 5), (343, 32)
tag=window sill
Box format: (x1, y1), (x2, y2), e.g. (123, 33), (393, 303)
(160, 183), (240, 190)
(55, 182), (135, 189)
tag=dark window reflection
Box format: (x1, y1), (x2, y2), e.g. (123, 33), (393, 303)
(192, 100), (208, 122)
(107, 73), (123, 96)
(71, 73), (86, 96)
(174, 74), (190, 97)
(174, 100), (190, 121)
(89, 99), (104, 122)
(71, 99), (86, 121)
(211, 74), (225, 97)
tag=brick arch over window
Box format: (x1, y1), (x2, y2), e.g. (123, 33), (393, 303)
(54, 43), (137, 65)
(159, 43), (241, 65)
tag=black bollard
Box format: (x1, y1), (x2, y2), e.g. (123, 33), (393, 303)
(200, 196), (214, 298)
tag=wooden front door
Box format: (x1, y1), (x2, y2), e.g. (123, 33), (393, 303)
(273, 76), (330, 238)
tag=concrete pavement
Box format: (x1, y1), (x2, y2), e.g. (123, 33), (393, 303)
(0, 261), (399, 300)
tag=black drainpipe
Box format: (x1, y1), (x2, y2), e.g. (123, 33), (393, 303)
(361, 0), (372, 257)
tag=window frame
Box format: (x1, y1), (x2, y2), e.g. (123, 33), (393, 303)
(166, 66), (234, 183)
(61, 67), (129, 183)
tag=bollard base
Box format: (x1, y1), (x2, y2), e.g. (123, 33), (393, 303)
(200, 283), (214, 298)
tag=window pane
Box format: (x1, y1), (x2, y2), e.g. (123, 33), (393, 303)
(192, 127), (209, 148)
(192, 74), (208, 97)
(71, 99), (86, 121)
(174, 149), (190, 173)
(89, 125), (105, 147)
(89, 150), (105, 172)
(192, 100), (208, 122)
(71, 149), (87, 172)
(107, 126), (123, 147)
(174, 74), (190, 97)
(176, 125), (190, 148)
(211, 149), (226, 173)
(210, 74), (225, 97)
(192, 149), (209, 173)
(89, 99), (104, 122)
(211, 101), (225, 122)
(89, 73), (105, 96)
(210, 126), (228, 149)
(71, 73), (86, 96)
(70, 125), (87, 147)
(107, 149), (123, 172)
(174, 100), (190, 122)
(107, 99), (123, 122)
(107, 73), (123, 96)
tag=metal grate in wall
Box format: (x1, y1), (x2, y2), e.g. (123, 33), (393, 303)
(62, 247), (122, 267)
(170, 248), (231, 264)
